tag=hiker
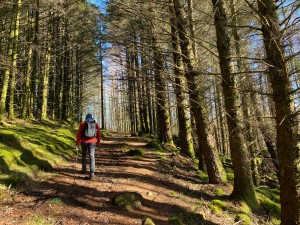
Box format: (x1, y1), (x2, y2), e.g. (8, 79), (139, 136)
(76, 114), (101, 180)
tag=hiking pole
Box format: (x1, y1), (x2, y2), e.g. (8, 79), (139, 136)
(74, 145), (79, 183)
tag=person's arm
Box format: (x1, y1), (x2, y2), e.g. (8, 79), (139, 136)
(76, 122), (84, 146)
(96, 123), (101, 146)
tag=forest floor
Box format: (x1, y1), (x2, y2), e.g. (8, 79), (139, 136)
(0, 133), (275, 225)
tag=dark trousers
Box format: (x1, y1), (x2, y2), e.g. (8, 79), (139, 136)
(81, 142), (96, 173)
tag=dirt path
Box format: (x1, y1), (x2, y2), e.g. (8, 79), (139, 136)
(0, 134), (232, 225)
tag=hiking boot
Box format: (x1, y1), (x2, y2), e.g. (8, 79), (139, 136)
(80, 170), (87, 174)
(90, 173), (95, 180)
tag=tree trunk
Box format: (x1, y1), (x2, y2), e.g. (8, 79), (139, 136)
(126, 47), (135, 133)
(21, 9), (34, 119)
(30, 0), (40, 118)
(0, 1), (18, 120)
(41, 44), (51, 120)
(170, 12), (195, 157)
(8, 0), (22, 119)
(230, 0), (260, 185)
(152, 33), (174, 145)
(211, 0), (258, 208)
(172, 0), (227, 184)
(99, 34), (105, 129)
(257, 0), (300, 223)
(187, 0), (197, 58)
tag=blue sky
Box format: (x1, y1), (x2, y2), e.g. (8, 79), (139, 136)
(88, 0), (107, 14)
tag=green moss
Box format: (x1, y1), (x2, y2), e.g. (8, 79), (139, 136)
(25, 215), (54, 225)
(212, 199), (227, 210)
(169, 191), (177, 197)
(169, 215), (185, 225)
(224, 167), (234, 181)
(270, 217), (281, 225)
(215, 188), (225, 196)
(239, 201), (252, 215)
(146, 140), (163, 150)
(197, 170), (209, 180)
(257, 194), (281, 219)
(144, 217), (155, 225)
(209, 199), (227, 214)
(234, 214), (251, 225)
(127, 149), (145, 157)
(101, 130), (110, 138)
(114, 192), (143, 210)
(256, 187), (280, 203)
(0, 121), (76, 188)
(49, 197), (63, 205)
(209, 204), (222, 214)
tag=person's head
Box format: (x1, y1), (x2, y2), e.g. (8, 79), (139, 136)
(85, 113), (93, 122)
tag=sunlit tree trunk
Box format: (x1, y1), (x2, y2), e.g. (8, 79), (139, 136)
(0, 0), (21, 121)
(7, 0), (22, 119)
(172, 0), (227, 184)
(21, 9), (34, 119)
(211, 0), (258, 208)
(41, 44), (51, 120)
(257, 0), (300, 223)
(230, 0), (260, 185)
(170, 11), (194, 157)
(30, 0), (40, 118)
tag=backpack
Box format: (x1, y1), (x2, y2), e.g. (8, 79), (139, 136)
(83, 121), (97, 139)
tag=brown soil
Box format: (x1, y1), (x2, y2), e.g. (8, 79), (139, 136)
(0, 134), (236, 225)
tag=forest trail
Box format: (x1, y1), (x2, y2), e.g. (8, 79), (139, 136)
(0, 134), (232, 225)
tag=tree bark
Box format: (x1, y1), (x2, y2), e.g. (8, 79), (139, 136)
(170, 14), (195, 157)
(152, 33), (174, 145)
(172, 0), (227, 184)
(211, 0), (258, 208)
(257, 0), (300, 223)
(0, 0), (19, 121)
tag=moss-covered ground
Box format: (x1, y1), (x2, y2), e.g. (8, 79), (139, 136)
(0, 120), (77, 188)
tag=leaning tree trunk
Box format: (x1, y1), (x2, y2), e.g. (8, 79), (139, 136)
(172, 0), (227, 184)
(211, 0), (258, 208)
(257, 0), (300, 224)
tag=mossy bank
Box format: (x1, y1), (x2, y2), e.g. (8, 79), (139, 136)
(0, 120), (77, 188)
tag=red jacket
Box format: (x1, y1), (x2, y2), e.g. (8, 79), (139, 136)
(76, 121), (101, 145)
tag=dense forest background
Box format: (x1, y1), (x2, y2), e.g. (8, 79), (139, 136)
(0, 0), (299, 224)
